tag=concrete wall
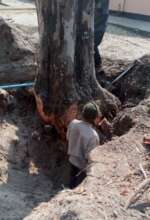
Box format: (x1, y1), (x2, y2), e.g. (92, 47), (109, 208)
(110, 0), (150, 16)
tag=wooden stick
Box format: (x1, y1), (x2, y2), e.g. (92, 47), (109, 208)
(125, 178), (150, 209)
(139, 163), (147, 179)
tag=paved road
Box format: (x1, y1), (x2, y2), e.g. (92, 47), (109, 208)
(109, 15), (150, 34)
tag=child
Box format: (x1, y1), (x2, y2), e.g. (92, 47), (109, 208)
(67, 102), (101, 189)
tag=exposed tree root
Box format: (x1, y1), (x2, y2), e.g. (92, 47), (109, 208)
(34, 90), (78, 141)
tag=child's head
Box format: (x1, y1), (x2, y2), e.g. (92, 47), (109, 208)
(82, 102), (102, 125)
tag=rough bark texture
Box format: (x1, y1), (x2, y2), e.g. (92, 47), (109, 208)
(35, 0), (120, 139)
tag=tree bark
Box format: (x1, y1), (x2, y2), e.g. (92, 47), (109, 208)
(34, 0), (120, 139)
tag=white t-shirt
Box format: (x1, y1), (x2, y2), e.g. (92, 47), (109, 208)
(67, 119), (99, 169)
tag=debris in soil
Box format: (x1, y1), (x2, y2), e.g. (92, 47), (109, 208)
(0, 88), (16, 123)
(125, 178), (150, 209)
(0, 88), (9, 110)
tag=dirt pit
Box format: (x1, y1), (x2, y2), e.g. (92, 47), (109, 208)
(0, 58), (150, 219)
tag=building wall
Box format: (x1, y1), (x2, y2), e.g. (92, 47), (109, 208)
(110, 0), (150, 16)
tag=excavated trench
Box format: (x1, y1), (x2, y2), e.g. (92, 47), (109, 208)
(38, 54), (150, 186)
(0, 54), (150, 191)
(0, 88), (116, 192)
(0, 54), (150, 220)
(1, 54), (149, 191)
(0, 87), (118, 191)
(0, 5), (150, 219)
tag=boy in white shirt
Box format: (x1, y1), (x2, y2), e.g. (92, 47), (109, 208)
(67, 102), (101, 189)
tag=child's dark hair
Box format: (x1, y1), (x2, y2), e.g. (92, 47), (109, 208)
(82, 102), (101, 124)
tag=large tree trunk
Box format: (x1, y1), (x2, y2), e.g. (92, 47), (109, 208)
(34, 0), (120, 140)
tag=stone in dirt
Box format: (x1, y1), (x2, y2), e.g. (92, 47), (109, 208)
(0, 88), (16, 112)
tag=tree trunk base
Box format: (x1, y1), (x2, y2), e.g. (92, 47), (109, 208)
(34, 91), (78, 140)
(34, 89), (120, 141)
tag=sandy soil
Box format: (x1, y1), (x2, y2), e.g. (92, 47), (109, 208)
(0, 0), (37, 27)
(0, 0), (34, 8)
(102, 25), (150, 62)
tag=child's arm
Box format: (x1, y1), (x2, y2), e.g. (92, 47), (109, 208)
(98, 117), (112, 139)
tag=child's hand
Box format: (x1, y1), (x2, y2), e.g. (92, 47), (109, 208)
(98, 117), (112, 136)
(98, 116), (105, 126)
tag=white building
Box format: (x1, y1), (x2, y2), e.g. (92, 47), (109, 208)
(110, 0), (150, 19)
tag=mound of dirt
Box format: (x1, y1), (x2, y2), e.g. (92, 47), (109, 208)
(113, 112), (135, 136)
(0, 17), (37, 83)
(113, 55), (150, 105)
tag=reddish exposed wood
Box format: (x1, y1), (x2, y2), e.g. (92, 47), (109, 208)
(34, 90), (78, 140)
